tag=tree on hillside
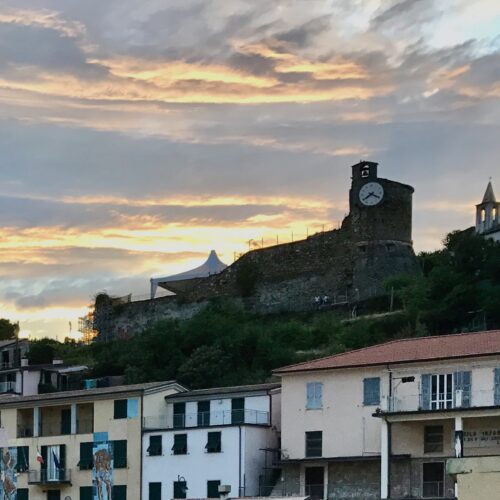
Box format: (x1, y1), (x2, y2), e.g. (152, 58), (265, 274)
(0, 319), (19, 341)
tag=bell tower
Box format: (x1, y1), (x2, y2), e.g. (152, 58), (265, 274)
(476, 180), (499, 236)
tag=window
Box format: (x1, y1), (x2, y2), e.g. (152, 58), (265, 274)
(148, 435), (162, 456)
(305, 431), (322, 458)
(421, 372), (471, 410)
(361, 166), (370, 178)
(207, 480), (221, 498)
(47, 491), (60, 500)
(80, 487), (93, 500)
(363, 378), (380, 406)
(17, 489), (29, 500)
(306, 382), (323, 410)
(113, 440), (127, 468)
(173, 402), (186, 428)
(174, 480), (187, 499)
(79, 442), (93, 470)
(172, 434), (187, 455)
(422, 462), (444, 498)
(198, 400), (211, 426)
(114, 399), (127, 419)
(149, 482), (162, 500)
(41, 445), (66, 482)
(424, 425), (444, 453)
(113, 485), (127, 500)
(16, 446), (29, 472)
(206, 432), (222, 453)
(231, 398), (245, 424)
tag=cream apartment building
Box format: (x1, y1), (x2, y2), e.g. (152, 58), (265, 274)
(0, 380), (183, 500)
(274, 329), (500, 500)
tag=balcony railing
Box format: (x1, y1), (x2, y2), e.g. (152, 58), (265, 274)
(28, 469), (71, 484)
(0, 381), (16, 393)
(144, 409), (270, 429)
(382, 389), (494, 413)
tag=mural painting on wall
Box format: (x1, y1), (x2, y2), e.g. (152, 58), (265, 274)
(0, 447), (17, 499)
(93, 434), (114, 500)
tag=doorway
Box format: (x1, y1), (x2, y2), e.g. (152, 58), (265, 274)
(422, 462), (444, 498)
(305, 467), (324, 499)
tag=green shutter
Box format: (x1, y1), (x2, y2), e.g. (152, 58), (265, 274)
(113, 485), (127, 500)
(114, 399), (128, 419)
(61, 408), (71, 435)
(113, 440), (127, 468)
(149, 482), (162, 500)
(206, 432), (221, 453)
(41, 445), (48, 471)
(16, 446), (29, 472)
(80, 442), (93, 470)
(80, 486), (93, 500)
(207, 480), (221, 498)
(17, 489), (29, 500)
(148, 435), (162, 456)
(172, 434), (187, 455)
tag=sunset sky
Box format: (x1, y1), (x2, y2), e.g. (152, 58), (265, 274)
(0, 0), (499, 339)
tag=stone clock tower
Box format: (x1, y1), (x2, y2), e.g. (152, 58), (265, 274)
(348, 160), (414, 244)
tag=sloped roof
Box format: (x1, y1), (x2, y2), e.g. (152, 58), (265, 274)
(0, 380), (184, 407)
(165, 382), (281, 401)
(482, 181), (497, 204)
(274, 330), (500, 374)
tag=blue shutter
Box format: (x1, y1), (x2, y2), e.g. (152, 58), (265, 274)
(421, 374), (431, 410)
(306, 383), (314, 408)
(315, 383), (323, 408)
(363, 378), (380, 405)
(454, 371), (472, 408)
(495, 369), (500, 406)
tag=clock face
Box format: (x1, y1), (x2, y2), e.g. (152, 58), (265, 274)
(359, 182), (384, 206)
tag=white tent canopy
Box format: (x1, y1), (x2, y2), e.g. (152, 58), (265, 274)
(150, 250), (228, 298)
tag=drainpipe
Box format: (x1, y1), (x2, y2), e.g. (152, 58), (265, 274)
(239, 426), (243, 497)
(140, 392), (144, 500)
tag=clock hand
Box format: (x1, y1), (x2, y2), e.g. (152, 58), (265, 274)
(363, 192), (376, 201)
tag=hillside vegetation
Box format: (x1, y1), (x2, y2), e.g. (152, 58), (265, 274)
(25, 229), (500, 389)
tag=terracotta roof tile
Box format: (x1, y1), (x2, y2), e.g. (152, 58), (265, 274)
(274, 330), (500, 374)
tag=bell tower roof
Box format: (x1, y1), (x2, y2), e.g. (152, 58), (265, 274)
(482, 181), (496, 204)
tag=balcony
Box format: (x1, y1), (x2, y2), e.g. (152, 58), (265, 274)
(381, 389), (494, 414)
(0, 381), (16, 393)
(28, 469), (71, 485)
(144, 408), (270, 430)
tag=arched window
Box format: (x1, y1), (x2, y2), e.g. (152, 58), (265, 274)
(481, 209), (486, 223)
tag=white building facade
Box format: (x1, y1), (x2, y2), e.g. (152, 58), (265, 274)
(274, 329), (500, 500)
(142, 383), (281, 500)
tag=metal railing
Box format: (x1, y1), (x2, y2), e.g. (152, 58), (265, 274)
(17, 425), (34, 438)
(144, 409), (270, 429)
(382, 389), (494, 413)
(0, 381), (16, 393)
(28, 469), (71, 484)
(422, 480), (444, 498)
